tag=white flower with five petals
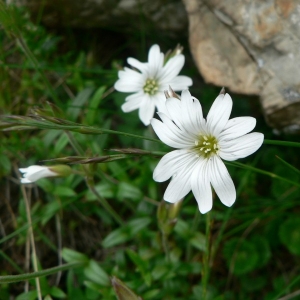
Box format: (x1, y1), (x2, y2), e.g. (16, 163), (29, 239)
(114, 44), (193, 125)
(151, 90), (264, 214)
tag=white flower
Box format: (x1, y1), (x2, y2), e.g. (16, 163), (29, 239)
(19, 165), (71, 184)
(114, 44), (193, 125)
(151, 90), (264, 214)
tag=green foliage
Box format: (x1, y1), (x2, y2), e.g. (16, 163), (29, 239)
(279, 217), (300, 256)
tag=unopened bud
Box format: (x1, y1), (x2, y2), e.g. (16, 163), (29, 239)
(19, 164), (72, 184)
(164, 86), (180, 100)
(111, 276), (142, 300)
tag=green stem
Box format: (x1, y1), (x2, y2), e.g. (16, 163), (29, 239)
(202, 212), (211, 299)
(64, 131), (124, 226)
(264, 139), (300, 148)
(5, 118), (163, 144)
(21, 185), (42, 300)
(226, 161), (300, 188)
(162, 232), (170, 263)
(0, 262), (82, 284)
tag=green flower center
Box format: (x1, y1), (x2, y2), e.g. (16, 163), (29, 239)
(143, 78), (159, 95)
(194, 135), (219, 158)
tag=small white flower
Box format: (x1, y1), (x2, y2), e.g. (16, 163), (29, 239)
(19, 165), (71, 184)
(151, 90), (264, 214)
(114, 44), (193, 126)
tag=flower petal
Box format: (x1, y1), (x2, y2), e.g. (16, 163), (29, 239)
(181, 90), (206, 135)
(158, 54), (185, 83)
(151, 117), (193, 149)
(165, 97), (185, 131)
(127, 57), (148, 73)
(219, 132), (264, 161)
(156, 112), (195, 146)
(138, 96), (155, 125)
(148, 45), (164, 78)
(163, 155), (200, 203)
(167, 75), (193, 90)
(151, 93), (168, 116)
(207, 93), (233, 136)
(191, 160), (213, 214)
(121, 93), (143, 112)
(218, 117), (256, 142)
(209, 156), (236, 207)
(153, 149), (196, 182)
(114, 67), (146, 92)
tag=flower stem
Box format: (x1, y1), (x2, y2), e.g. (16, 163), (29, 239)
(264, 139), (300, 148)
(0, 262), (82, 284)
(201, 212), (211, 299)
(162, 232), (170, 263)
(21, 185), (42, 300)
(64, 131), (124, 226)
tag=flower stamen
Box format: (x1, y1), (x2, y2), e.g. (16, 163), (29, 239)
(143, 78), (159, 95)
(194, 135), (219, 158)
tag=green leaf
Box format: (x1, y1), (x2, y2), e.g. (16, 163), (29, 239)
(251, 235), (271, 268)
(223, 238), (258, 275)
(16, 291), (37, 300)
(86, 86), (106, 125)
(117, 182), (142, 200)
(83, 260), (110, 286)
(50, 286), (67, 298)
(190, 232), (206, 252)
(102, 228), (129, 248)
(62, 248), (89, 264)
(126, 249), (151, 286)
(279, 217), (300, 256)
(67, 87), (94, 121)
(53, 186), (76, 197)
(54, 133), (69, 155)
(240, 275), (267, 291)
(128, 217), (151, 235)
(41, 201), (61, 225)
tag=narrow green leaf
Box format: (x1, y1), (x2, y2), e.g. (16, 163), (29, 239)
(62, 248), (89, 264)
(86, 86), (106, 125)
(67, 87), (94, 121)
(83, 260), (110, 286)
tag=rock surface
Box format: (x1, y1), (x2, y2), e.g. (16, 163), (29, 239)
(183, 0), (300, 132)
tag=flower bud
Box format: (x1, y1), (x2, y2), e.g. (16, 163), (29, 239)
(111, 276), (142, 300)
(19, 165), (72, 184)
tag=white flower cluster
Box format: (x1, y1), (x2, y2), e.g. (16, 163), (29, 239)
(19, 44), (264, 215)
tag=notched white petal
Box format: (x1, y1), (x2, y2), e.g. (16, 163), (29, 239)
(207, 93), (233, 136)
(209, 156), (236, 207)
(191, 160), (213, 214)
(219, 117), (256, 141)
(219, 132), (264, 161)
(154, 150), (188, 182)
(138, 98), (155, 126)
